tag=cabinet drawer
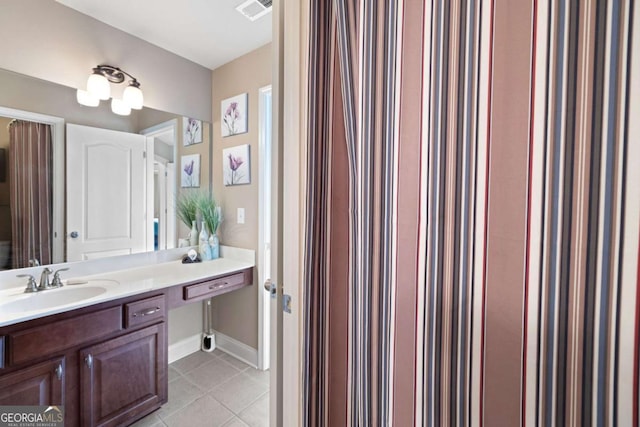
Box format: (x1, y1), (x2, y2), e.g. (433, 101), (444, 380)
(9, 306), (122, 366)
(124, 295), (166, 329)
(183, 272), (247, 301)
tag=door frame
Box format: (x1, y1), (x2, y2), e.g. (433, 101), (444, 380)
(154, 161), (168, 250)
(0, 106), (65, 264)
(273, 0), (309, 425)
(140, 119), (178, 250)
(258, 85), (273, 371)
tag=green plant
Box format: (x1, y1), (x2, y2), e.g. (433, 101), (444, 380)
(176, 190), (220, 234)
(176, 190), (199, 228)
(198, 193), (220, 235)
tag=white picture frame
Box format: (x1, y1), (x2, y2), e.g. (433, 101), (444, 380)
(183, 117), (202, 145)
(223, 144), (250, 186)
(221, 93), (248, 137)
(181, 154), (200, 187)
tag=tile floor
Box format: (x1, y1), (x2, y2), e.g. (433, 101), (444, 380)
(132, 349), (270, 427)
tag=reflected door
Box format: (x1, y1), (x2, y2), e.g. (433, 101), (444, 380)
(66, 124), (153, 261)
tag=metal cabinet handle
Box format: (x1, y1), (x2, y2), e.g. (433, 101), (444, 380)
(209, 282), (228, 290)
(85, 354), (93, 369)
(55, 363), (63, 380)
(133, 307), (161, 317)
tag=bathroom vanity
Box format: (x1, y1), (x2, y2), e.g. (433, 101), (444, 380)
(0, 257), (253, 427)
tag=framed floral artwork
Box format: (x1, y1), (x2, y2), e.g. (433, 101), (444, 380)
(183, 117), (202, 146)
(223, 144), (250, 186)
(181, 154), (200, 187)
(221, 93), (248, 137)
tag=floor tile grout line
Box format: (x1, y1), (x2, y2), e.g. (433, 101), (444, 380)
(140, 351), (269, 426)
(208, 388), (269, 418)
(181, 364), (247, 394)
(168, 351), (223, 375)
(234, 390), (270, 417)
(156, 378), (206, 421)
(209, 369), (267, 395)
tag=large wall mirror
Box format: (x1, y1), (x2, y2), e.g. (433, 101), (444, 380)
(0, 68), (211, 271)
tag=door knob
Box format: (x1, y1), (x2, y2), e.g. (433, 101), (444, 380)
(70, 231), (79, 238)
(264, 279), (276, 298)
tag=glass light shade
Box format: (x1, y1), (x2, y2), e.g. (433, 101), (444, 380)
(111, 98), (131, 116)
(76, 89), (99, 107)
(123, 85), (144, 110)
(87, 73), (110, 100)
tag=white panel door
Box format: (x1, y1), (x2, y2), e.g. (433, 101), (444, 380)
(66, 124), (151, 261)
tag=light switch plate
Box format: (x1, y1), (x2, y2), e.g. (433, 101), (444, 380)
(237, 208), (245, 224)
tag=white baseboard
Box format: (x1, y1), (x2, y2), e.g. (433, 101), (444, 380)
(168, 333), (202, 364)
(214, 330), (259, 369)
(168, 331), (258, 369)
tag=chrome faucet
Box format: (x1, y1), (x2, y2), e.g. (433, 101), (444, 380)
(17, 267), (70, 293)
(38, 268), (53, 290)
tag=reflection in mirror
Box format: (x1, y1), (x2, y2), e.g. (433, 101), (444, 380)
(3, 118), (53, 269)
(0, 68), (212, 271)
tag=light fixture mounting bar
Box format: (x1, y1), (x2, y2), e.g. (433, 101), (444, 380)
(93, 65), (139, 85)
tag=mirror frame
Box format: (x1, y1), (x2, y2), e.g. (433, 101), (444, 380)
(0, 105), (65, 264)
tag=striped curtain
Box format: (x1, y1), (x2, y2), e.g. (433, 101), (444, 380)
(303, 0), (639, 426)
(9, 120), (53, 268)
(524, 1), (638, 426)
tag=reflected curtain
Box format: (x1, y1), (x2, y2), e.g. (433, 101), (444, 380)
(9, 120), (53, 268)
(303, 0), (639, 426)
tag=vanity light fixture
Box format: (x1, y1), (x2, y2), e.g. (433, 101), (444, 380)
(76, 65), (144, 115)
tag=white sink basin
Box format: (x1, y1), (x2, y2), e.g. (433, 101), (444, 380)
(0, 286), (108, 313)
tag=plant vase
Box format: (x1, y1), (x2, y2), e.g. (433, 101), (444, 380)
(199, 221), (212, 260)
(189, 220), (198, 247)
(209, 234), (219, 259)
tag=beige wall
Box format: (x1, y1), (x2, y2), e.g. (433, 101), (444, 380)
(176, 119), (213, 238)
(136, 107), (213, 348)
(0, 0), (212, 121)
(211, 43), (272, 349)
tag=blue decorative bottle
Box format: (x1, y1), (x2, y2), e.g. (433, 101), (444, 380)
(209, 234), (219, 259)
(199, 222), (211, 260)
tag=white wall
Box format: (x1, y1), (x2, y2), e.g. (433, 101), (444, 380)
(0, 0), (212, 121)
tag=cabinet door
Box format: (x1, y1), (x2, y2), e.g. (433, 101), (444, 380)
(0, 357), (64, 405)
(80, 323), (167, 427)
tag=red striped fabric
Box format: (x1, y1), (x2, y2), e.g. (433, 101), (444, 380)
(302, 1), (640, 425)
(8, 120), (53, 269)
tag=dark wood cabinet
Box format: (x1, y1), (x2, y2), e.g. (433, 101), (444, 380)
(0, 294), (167, 426)
(0, 267), (252, 426)
(80, 324), (167, 427)
(0, 357), (64, 406)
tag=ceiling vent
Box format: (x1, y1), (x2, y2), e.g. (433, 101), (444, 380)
(236, 0), (272, 22)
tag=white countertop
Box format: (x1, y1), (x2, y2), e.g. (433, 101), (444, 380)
(0, 256), (254, 327)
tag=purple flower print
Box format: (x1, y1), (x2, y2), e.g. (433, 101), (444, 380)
(226, 102), (238, 117)
(184, 160), (194, 176)
(227, 154), (245, 185)
(183, 159), (196, 187)
(223, 101), (242, 135)
(185, 118), (201, 145)
(228, 154), (243, 171)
